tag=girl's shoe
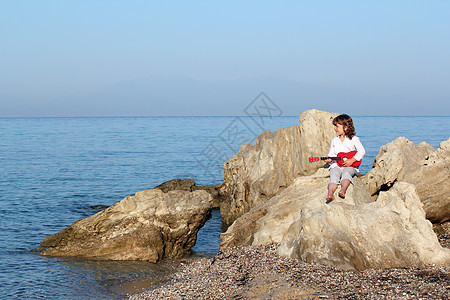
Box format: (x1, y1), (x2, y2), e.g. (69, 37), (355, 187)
(325, 196), (334, 204)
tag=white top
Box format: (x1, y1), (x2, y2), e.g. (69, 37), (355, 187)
(327, 135), (366, 171)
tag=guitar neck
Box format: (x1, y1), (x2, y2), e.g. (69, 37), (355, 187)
(320, 157), (341, 161)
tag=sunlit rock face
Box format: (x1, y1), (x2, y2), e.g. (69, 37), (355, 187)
(221, 169), (450, 270)
(221, 109), (338, 225)
(362, 137), (450, 223)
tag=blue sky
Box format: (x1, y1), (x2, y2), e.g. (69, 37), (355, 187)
(1, 1), (449, 116)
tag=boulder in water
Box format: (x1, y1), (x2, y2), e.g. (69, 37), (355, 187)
(40, 185), (213, 262)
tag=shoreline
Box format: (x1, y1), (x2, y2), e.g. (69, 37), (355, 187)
(128, 223), (450, 299)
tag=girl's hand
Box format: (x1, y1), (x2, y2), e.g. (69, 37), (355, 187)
(325, 157), (332, 163)
(342, 157), (357, 167)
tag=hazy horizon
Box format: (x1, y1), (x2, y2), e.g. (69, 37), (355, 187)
(1, 1), (449, 117)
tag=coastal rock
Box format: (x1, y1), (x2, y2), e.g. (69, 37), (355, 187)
(220, 169), (372, 248)
(221, 170), (450, 270)
(154, 178), (197, 192)
(40, 187), (213, 262)
(362, 137), (450, 223)
(155, 178), (225, 208)
(221, 109), (338, 225)
(278, 182), (450, 270)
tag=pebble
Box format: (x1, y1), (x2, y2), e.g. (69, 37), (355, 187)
(129, 224), (450, 300)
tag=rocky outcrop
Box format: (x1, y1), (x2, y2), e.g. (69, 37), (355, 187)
(221, 109), (338, 225)
(221, 169), (450, 270)
(40, 186), (213, 262)
(278, 182), (450, 270)
(362, 137), (450, 223)
(220, 169), (373, 248)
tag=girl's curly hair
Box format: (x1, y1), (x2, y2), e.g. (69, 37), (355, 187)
(332, 114), (356, 139)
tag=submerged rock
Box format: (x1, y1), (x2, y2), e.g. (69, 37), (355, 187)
(40, 186), (213, 262)
(221, 109), (338, 225)
(362, 137), (450, 223)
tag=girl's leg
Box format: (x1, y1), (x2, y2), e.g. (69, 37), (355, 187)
(327, 183), (338, 200)
(327, 167), (342, 201)
(338, 179), (351, 198)
(338, 167), (357, 198)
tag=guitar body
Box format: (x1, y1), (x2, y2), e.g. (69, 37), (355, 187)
(309, 150), (361, 168)
(336, 151), (361, 168)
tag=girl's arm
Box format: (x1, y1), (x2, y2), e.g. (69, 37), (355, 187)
(352, 136), (365, 161)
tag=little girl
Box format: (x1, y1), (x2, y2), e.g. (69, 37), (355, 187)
(325, 114), (365, 202)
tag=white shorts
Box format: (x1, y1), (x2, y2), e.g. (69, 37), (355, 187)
(329, 167), (357, 185)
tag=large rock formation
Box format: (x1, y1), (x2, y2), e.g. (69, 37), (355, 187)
(221, 169), (450, 270)
(221, 109), (338, 225)
(220, 169), (373, 248)
(278, 182), (450, 270)
(40, 185), (213, 262)
(362, 137), (450, 223)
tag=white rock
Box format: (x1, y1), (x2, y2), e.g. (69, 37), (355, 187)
(278, 182), (450, 270)
(362, 137), (450, 223)
(221, 169), (450, 270)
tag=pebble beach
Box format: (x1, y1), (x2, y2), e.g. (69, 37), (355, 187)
(129, 222), (450, 300)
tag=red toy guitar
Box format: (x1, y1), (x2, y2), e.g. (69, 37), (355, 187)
(309, 151), (361, 168)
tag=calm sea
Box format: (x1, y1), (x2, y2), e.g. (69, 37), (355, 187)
(0, 116), (448, 299)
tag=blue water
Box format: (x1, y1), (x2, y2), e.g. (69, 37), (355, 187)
(0, 116), (448, 299)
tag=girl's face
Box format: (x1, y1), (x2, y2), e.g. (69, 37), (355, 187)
(334, 123), (347, 136)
